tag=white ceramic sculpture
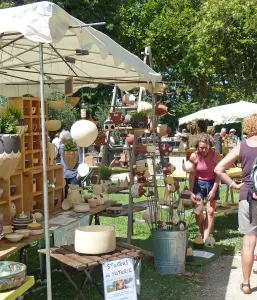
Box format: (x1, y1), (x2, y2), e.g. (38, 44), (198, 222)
(47, 143), (57, 165)
(182, 160), (193, 173)
(71, 120), (98, 147)
(75, 225), (116, 254)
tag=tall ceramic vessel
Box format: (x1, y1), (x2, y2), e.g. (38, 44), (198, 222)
(47, 143), (57, 165)
(63, 151), (78, 170)
(0, 135), (21, 180)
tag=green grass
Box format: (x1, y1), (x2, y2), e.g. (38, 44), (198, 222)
(6, 185), (242, 300)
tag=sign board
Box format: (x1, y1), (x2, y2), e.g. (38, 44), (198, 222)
(102, 258), (137, 300)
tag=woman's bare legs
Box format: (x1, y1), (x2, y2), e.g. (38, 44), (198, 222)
(242, 235), (256, 287)
(203, 200), (216, 241)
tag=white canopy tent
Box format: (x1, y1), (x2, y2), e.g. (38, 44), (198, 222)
(0, 2), (162, 299)
(0, 1), (162, 97)
(179, 101), (257, 126)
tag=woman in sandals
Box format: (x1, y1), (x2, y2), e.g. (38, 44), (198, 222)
(215, 114), (257, 294)
(189, 133), (222, 241)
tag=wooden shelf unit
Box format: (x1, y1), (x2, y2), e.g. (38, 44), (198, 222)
(8, 97), (48, 172)
(0, 171), (23, 224)
(23, 165), (64, 213)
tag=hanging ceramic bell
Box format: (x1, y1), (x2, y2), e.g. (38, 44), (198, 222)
(103, 117), (115, 132)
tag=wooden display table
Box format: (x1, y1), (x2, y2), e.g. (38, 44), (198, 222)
(39, 241), (146, 300)
(0, 276), (35, 300)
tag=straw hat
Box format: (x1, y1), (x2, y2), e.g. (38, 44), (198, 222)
(229, 128), (236, 133)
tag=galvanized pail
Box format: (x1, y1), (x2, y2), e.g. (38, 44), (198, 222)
(152, 229), (187, 274)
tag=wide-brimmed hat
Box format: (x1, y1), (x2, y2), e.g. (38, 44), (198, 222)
(229, 128), (236, 133)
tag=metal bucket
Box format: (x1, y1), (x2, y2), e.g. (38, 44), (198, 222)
(152, 229), (187, 274)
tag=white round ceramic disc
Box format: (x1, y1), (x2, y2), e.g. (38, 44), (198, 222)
(78, 163), (90, 177)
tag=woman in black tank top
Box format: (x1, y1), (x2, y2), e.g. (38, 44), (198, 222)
(215, 114), (257, 295)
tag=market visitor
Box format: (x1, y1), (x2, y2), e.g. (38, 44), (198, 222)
(58, 130), (82, 198)
(52, 132), (61, 149)
(229, 128), (237, 143)
(220, 127), (227, 142)
(215, 114), (257, 295)
(189, 133), (222, 241)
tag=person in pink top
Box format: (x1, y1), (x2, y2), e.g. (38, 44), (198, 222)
(189, 133), (222, 241)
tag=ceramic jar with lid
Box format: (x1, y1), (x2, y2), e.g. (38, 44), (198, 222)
(12, 212), (33, 230)
(27, 220), (43, 235)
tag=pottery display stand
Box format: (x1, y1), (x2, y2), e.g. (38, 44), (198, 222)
(23, 165), (64, 212)
(8, 97), (48, 171)
(0, 170), (23, 224)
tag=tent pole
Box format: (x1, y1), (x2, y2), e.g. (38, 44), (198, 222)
(39, 42), (52, 300)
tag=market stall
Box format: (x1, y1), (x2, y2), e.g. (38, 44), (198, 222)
(0, 1), (162, 298)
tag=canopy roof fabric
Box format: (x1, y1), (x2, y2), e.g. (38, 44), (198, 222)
(179, 101), (257, 126)
(0, 1), (162, 97)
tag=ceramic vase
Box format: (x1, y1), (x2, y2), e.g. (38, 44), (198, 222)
(47, 143), (57, 165)
(0, 134), (21, 180)
(63, 151), (78, 170)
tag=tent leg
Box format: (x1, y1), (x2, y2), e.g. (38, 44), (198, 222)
(39, 42), (52, 300)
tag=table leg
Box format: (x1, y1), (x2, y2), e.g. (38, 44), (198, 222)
(95, 214), (100, 225)
(19, 246), (29, 266)
(230, 187), (234, 203)
(61, 265), (87, 300)
(225, 185), (229, 202)
(84, 269), (104, 299)
(38, 239), (46, 281)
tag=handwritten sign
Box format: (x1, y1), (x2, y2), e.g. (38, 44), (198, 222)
(102, 258), (137, 300)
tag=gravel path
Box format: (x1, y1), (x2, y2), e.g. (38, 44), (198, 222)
(196, 253), (257, 300)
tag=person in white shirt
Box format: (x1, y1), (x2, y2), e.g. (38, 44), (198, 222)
(52, 132), (61, 149)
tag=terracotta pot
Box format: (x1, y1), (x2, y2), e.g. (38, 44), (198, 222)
(63, 151), (78, 170)
(94, 130), (106, 146)
(110, 112), (124, 125)
(67, 97), (80, 107)
(50, 100), (65, 109)
(155, 104), (168, 116)
(0, 134), (21, 180)
(126, 134), (134, 145)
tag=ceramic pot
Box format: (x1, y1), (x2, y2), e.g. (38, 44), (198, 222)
(31, 107), (36, 115)
(88, 199), (97, 208)
(63, 151), (78, 170)
(138, 101), (152, 112)
(47, 143), (57, 165)
(131, 183), (146, 198)
(67, 97), (80, 107)
(50, 100), (65, 109)
(66, 185), (83, 206)
(126, 134), (134, 145)
(75, 225), (116, 254)
(10, 185), (16, 196)
(0, 261), (26, 291)
(45, 120), (61, 132)
(182, 160), (193, 173)
(122, 94), (136, 106)
(71, 120), (98, 147)
(131, 116), (148, 129)
(94, 130), (106, 146)
(0, 134), (21, 180)
(163, 163), (175, 175)
(12, 212), (33, 230)
(109, 112), (124, 125)
(10, 202), (16, 219)
(155, 103), (168, 116)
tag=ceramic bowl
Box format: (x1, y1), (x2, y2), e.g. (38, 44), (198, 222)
(10, 185), (16, 196)
(0, 188), (3, 199)
(88, 199), (97, 208)
(31, 209), (44, 222)
(74, 203), (90, 213)
(0, 261), (26, 291)
(3, 226), (13, 234)
(5, 233), (24, 242)
(15, 229), (31, 238)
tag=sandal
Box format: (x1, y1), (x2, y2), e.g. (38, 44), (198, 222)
(240, 283), (251, 294)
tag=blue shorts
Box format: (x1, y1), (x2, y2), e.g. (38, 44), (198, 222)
(193, 178), (220, 201)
